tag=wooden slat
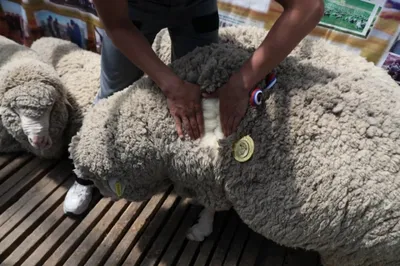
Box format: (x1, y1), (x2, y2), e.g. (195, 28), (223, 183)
(157, 204), (203, 266)
(239, 230), (265, 266)
(0, 153), (19, 169)
(21, 213), (80, 266)
(175, 211), (229, 266)
(192, 211), (230, 266)
(2, 201), (68, 265)
(0, 154), (323, 266)
(0, 160), (72, 237)
(43, 198), (113, 266)
(0, 159), (57, 213)
(85, 201), (148, 266)
(0, 176), (74, 259)
(223, 222), (250, 265)
(103, 190), (170, 266)
(123, 193), (179, 265)
(0, 154), (32, 184)
(0, 157), (50, 197)
(140, 197), (192, 266)
(209, 211), (241, 265)
(63, 200), (129, 266)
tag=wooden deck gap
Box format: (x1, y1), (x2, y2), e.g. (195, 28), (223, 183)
(26, 216), (81, 266)
(204, 210), (238, 266)
(51, 200), (114, 266)
(0, 155), (34, 185)
(0, 160), (59, 213)
(104, 189), (171, 266)
(123, 191), (181, 265)
(134, 195), (183, 265)
(0, 167), (73, 240)
(212, 212), (242, 266)
(191, 211), (231, 266)
(232, 219), (253, 265)
(0, 176), (73, 259)
(163, 204), (204, 266)
(222, 222), (250, 265)
(145, 197), (194, 266)
(0, 153), (21, 169)
(84, 200), (149, 266)
(3, 203), (69, 266)
(76, 201), (131, 266)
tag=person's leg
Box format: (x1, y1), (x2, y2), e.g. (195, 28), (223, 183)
(64, 19), (162, 216)
(167, 0), (219, 62)
(93, 20), (160, 104)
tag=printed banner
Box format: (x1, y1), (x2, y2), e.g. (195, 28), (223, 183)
(0, 0), (399, 83)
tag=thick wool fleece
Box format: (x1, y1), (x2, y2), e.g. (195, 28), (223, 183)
(30, 37), (100, 140)
(71, 25), (400, 266)
(0, 36), (69, 158)
(151, 26), (267, 65)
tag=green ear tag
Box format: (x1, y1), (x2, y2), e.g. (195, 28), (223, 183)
(115, 182), (123, 197)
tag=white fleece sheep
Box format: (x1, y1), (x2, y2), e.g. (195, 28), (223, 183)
(0, 35), (70, 158)
(30, 37), (100, 141)
(70, 26), (400, 266)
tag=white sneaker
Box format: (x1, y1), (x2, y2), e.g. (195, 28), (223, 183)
(63, 181), (93, 215)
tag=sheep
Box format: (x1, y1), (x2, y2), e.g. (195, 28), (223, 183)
(30, 37), (100, 141)
(69, 25), (400, 266)
(0, 35), (70, 159)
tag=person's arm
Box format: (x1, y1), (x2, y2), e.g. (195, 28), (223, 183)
(92, 0), (180, 94)
(214, 0), (324, 137)
(235, 0), (324, 91)
(92, 0), (205, 140)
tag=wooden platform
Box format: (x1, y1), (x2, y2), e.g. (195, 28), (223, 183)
(0, 153), (322, 266)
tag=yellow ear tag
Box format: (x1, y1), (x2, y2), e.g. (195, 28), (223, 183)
(115, 182), (123, 197)
(233, 135), (255, 162)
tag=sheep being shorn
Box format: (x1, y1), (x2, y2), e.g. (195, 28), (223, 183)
(70, 26), (400, 266)
(0, 35), (70, 159)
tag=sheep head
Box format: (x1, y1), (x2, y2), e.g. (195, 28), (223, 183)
(0, 58), (69, 158)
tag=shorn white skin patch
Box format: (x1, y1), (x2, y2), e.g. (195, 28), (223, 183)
(186, 98), (223, 241)
(16, 108), (53, 150)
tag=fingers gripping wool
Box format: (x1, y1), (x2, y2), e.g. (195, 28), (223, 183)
(30, 37), (100, 141)
(0, 36), (69, 158)
(71, 25), (400, 266)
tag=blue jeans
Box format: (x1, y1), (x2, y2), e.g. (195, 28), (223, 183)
(93, 0), (220, 104)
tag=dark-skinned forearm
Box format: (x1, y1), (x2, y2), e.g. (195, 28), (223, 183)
(237, 0), (324, 91)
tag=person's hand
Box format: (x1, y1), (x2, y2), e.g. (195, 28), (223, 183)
(165, 79), (204, 140)
(203, 74), (250, 137)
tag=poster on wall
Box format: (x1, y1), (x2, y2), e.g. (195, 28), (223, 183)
(1, 0), (400, 85)
(318, 0), (383, 38)
(34, 9), (88, 48)
(0, 0), (30, 44)
(45, 0), (97, 16)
